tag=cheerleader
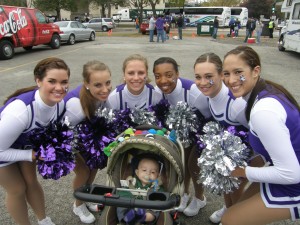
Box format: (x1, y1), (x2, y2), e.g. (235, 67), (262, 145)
(107, 54), (162, 110)
(0, 57), (70, 225)
(153, 57), (211, 217)
(221, 46), (300, 225)
(194, 53), (250, 224)
(64, 60), (112, 224)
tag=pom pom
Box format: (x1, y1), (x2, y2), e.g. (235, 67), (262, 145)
(165, 101), (199, 148)
(73, 107), (117, 170)
(29, 117), (75, 180)
(149, 99), (170, 127)
(130, 108), (157, 126)
(197, 121), (251, 195)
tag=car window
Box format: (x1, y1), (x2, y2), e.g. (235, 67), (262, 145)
(70, 22), (79, 28)
(77, 22), (85, 28)
(55, 21), (68, 27)
(35, 11), (47, 23)
(104, 18), (112, 22)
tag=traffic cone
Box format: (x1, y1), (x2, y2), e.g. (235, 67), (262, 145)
(220, 34), (225, 39)
(107, 29), (112, 36)
(169, 31), (173, 38)
(191, 32), (196, 38)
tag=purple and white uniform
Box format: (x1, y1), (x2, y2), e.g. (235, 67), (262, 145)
(0, 90), (65, 167)
(108, 83), (162, 110)
(246, 90), (300, 220)
(156, 78), (211, 119)
(208, 82), (248, 128)
(64, 85), (109, 126)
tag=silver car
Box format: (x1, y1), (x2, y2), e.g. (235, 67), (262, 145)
(55, 21), (96, 45)
(83, 18), (116, 32)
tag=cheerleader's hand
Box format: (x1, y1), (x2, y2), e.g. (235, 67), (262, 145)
(231, 166), (246, 178)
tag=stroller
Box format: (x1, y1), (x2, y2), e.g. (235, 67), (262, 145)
(74, 125), (185, 225)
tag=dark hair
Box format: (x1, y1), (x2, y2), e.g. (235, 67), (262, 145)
(4, 57), (70, 104)
(224, 46), (300, 121)
(80, 60), (111, 120)
(153, 57), (179, 73)
(194, 52), (222, 74)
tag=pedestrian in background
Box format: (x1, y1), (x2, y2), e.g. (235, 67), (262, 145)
(234, 18), (241, 38)
(149, 15), (156, 42)
(155, 15), (165, 43)
(269, 19), (275, 38)
(176, 14), (184, 40)
(256, 19), (264, 43)
(211, 16), (219, 41)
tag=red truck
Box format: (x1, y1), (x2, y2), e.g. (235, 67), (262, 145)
(0, 5), (61, 60)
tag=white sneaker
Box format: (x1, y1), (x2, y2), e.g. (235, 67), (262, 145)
(38, 216), (55, 225)
(209, 205), (227, 223)
(176, 193), (190, 212)
(183, 196), (207, 216)
(86, 202), (98, 212)
(73, 202), (96, 224)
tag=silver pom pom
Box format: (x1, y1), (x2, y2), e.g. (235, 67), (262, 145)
(198, 121), (251, 195)
(130, 108), (157, 125)
(95, 107), (115, 124)
(165, 101), (199, 148)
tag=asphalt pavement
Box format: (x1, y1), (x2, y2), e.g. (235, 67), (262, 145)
(0, 27), (299, 225)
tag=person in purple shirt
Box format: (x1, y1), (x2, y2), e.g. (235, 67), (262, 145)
(221, 46), (300, 225)
(155, 15), (165, 43)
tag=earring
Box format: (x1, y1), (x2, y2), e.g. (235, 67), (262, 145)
(86, 86), (89, 90)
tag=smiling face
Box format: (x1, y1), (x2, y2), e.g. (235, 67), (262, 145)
(36, 69), (69, 106)
(154, 63), (179, 94)
(223, 54), (260, 98)
(194, 61), (223, 98)
(85, 69), (112, 101)
(124, 59), (148, 95)
(135, 158), (160, 186)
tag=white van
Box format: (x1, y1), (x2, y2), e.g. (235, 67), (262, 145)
(278, 0), (300, 53)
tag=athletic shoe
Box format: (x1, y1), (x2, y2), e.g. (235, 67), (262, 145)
(176, 193), (190, 212)
(209, 205), (227, 223)
(38, 217), (55, 225)
(183, 196), (207, 216)
(73, 202), (95, 224)
(85, 202), (98, 212)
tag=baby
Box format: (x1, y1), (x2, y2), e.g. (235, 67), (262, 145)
(117, 156), (164, 225)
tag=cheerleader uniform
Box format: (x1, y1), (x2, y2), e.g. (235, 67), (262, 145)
(208, 82), (248, 128)
(64, 85), (109, 126)
(0, 89), (65, 167)
(246, 90), (300, 220)
(107, 83), (163, 110)
(156, 78), (211, 118)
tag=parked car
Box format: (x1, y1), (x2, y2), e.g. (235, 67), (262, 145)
(82, 18), (116, 32)
(54, 21), (96, 45)
(0, 5), (61, 60)
(140, 19), (170, 35)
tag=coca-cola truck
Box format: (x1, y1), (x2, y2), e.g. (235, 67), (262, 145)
(0, 5), (61, 60)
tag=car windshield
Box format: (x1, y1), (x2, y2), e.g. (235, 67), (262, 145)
(55, 21), (68, 27)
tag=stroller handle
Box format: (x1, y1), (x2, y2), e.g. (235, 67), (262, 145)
(74, 184), (181, 210)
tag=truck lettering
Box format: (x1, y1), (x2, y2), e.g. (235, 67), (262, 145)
(0, 8), (27, 36)
(42, 30), (50, 34)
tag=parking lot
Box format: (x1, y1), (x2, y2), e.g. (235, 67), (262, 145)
(0, 31), (299, 225)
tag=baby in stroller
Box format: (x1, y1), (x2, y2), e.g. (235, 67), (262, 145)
(117, 154), (165, 225)
(74, 125), (185, 225)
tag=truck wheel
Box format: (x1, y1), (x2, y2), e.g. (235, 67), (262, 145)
(0, 40), (14, 60)
(102, 26), (108, 32)
(68, 34), (75, 45)
(50, 34), (61, 49)
(89, 32), (95, 41)
(278, 35), (285, 52)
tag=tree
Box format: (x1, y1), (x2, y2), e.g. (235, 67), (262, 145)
(0, 0), (27, 6)
(240, 0), (274, 18)
(33, 0), (78, 20)
(148, 0), (163, 15)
